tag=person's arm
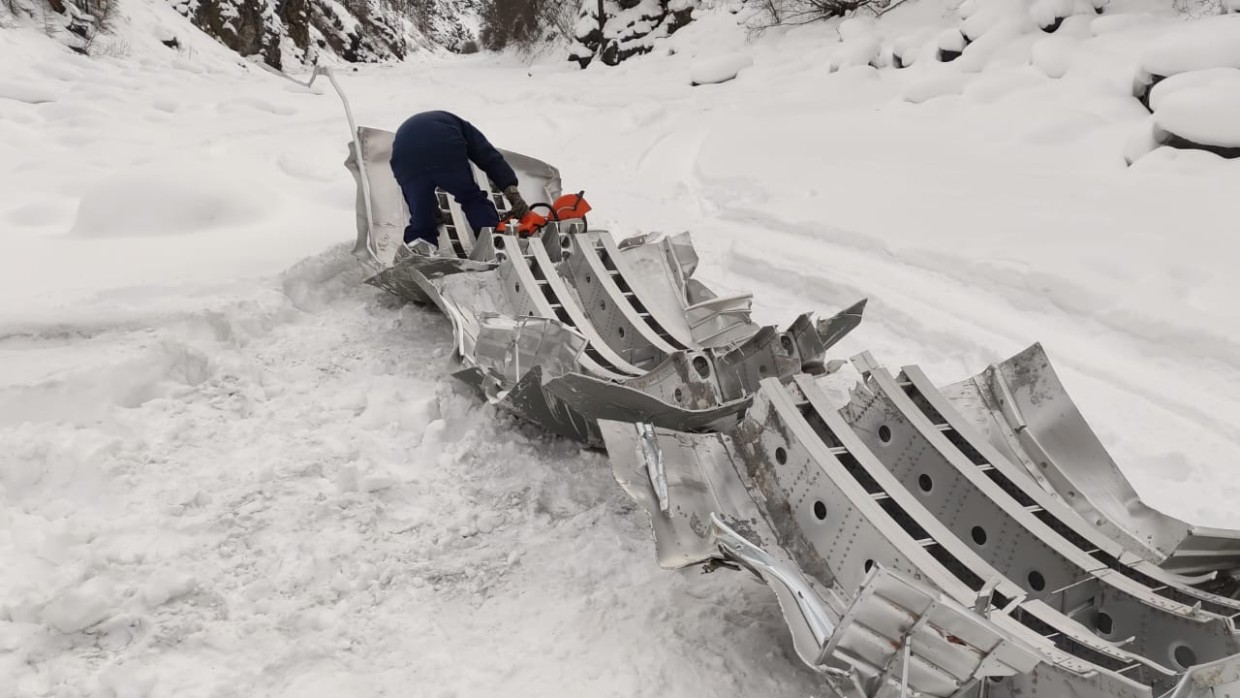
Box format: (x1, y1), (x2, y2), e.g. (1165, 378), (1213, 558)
(459, 118), (519, 191)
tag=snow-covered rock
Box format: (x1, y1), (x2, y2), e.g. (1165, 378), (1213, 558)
(1140, 14), (1240, 78)
(1123, 117), (1159, 164)
(936, 28), (968, 62)
(829, 36), (881, 72)
(570, 0), (698, 67)
(1135, 14), (1240, 107)
(1031, 35), (1077, 78)
(1030, 0), (1074, 31)
(1148, 67), (1240, 111)
(689, 54), (752, 85)
(1154, 86), (1240, 153)
(1030, 0), (1097, 32)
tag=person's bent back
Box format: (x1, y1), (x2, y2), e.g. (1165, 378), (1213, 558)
(389, 111), (529, 245)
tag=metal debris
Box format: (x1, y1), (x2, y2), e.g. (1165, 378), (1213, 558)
(344, 128), (1240, 698)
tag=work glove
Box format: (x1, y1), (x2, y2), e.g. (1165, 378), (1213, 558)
(503, 185), (530, 220)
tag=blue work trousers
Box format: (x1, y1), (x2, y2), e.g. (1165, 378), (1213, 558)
(397, 165), (499, 245)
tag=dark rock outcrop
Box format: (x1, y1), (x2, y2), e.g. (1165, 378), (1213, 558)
(569, 0), (697, 68)
(170, 0), (413, 69)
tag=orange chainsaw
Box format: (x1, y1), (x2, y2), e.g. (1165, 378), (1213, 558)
(496, 191), (592, 237)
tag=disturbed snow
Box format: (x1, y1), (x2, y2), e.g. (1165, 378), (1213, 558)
(2, 1), (1240, 695)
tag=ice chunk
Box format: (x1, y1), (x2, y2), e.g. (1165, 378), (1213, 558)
(690, 55), (753, 86)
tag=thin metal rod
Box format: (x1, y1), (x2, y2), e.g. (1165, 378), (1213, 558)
(310, 66), (382, 269)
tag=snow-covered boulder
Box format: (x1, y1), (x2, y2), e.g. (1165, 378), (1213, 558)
(1030, 0), (1098, 33)
(959, 0), (1025, 40)
(891, 30), (938, 69)
(1152, 80), (1240, 158)
(1123, 117), (1160, 165)
(1031, 35), (1077, 78)
(1148, 67), (1240, 111)
(828, 36), (881, 72)
(1133, 14), (1240, 109)
(936, 28), (968, 62)
(689, 54), (753, 85)
(1127, 68), (1240, 162)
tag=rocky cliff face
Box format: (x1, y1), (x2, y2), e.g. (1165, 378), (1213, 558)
(168, 0), (399, 68)
(167, 0), (480, 69)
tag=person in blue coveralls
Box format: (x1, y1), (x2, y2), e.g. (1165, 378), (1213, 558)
(389, 110), (531, 246)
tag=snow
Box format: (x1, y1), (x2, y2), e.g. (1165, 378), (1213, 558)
(1030, 35), (1078, 78)
(40, 577), (117, 634)
(829, 36), (881, 71)
(688, 54), (752, 85)
(1139, 13), (1240, 77)
(937, 27), (967, 52)
(1143, 67), (1240, 148)
(3, 0), (1240, 696)
(1030, 0), (1075, 27)
(1149, 66), (1240, 111)
(1154, 88), (1240, 147)
(70, 163), (277, 238)
(901, 72), (967, 102)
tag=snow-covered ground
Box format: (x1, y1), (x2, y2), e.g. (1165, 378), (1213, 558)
(3, 1), (1240, 695)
